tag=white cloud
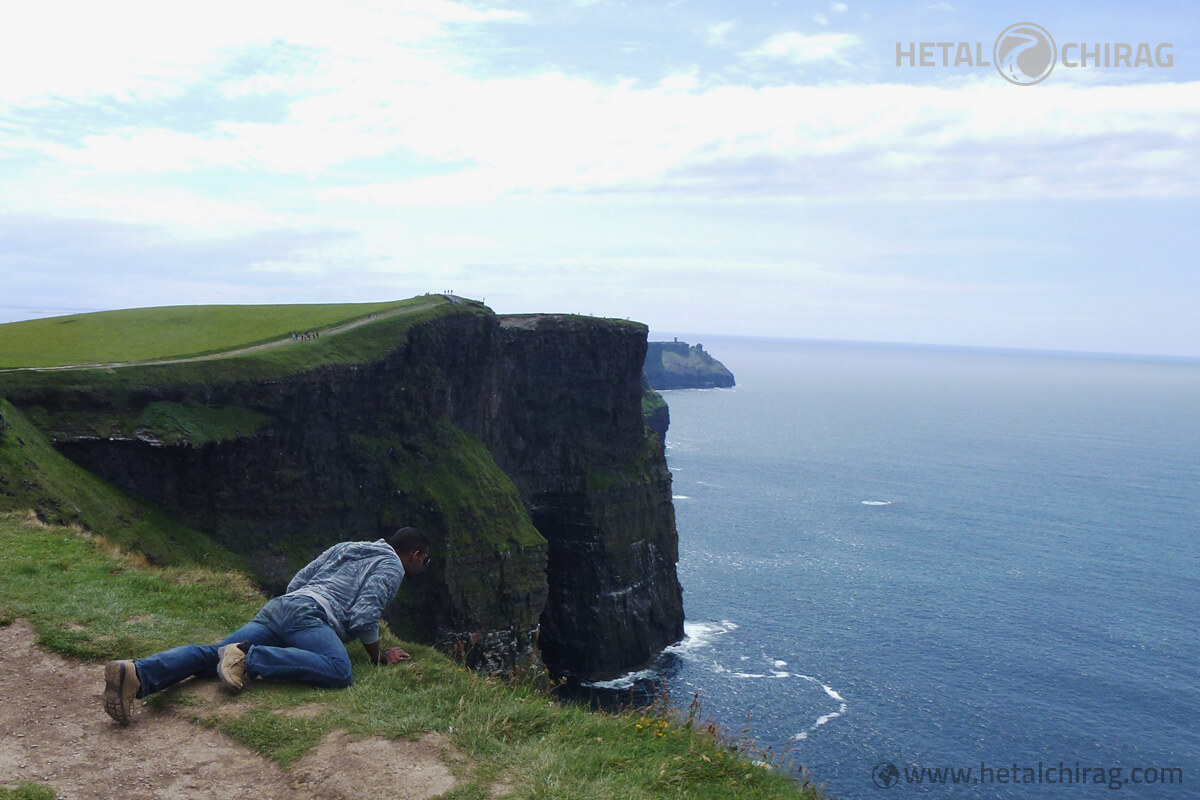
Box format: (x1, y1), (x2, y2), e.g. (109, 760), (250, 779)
(813, 13), (830, 26)
(831, 2), (849, 11)
(706, 21), (735, 45)
(13, 75), (1200, 226)
(0, 0), (523, 106)
(3, 3), (1199, 239)
(748, 31), (862, 65)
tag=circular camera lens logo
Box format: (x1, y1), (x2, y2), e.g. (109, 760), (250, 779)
(994, 22), (1056, 85)
(872, 761), (901, 789)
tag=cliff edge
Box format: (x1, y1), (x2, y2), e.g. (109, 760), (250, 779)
(0, 299), (683, 681)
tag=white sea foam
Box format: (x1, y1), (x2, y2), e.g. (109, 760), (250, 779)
(861, 500), (892, 506)
(663, 620), (739, 656)
(732, 672), (767, 679)
(787, 678), (849, 743)
(773, 660), (788, 668)
(672, 495), (691, 500)
(582, 668), (659, 690)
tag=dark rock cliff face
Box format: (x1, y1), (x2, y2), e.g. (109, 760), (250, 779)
(491, 317), (684, 679)
(13, 308), (683, 679)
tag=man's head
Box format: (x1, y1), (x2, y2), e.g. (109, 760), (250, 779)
(387, 526), (431, 577)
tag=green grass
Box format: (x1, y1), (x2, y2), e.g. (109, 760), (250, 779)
(0, 298), (468, 402)
(0, 783), (57, 800)
(0, 298), (439, 368)
(0, 514), (825, 800)
(0, 400), (243, 568)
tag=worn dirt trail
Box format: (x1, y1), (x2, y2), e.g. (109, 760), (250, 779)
(0, 621), (462, 799)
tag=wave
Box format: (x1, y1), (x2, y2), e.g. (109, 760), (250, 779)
(662, 624), (849, 743)
(581, 668), (659, 690)
(716, 659), (849, 741)
(672, 495), (691, 500)
(790, 679), (849, 742)
(663, 620), (739, 656)
(861, 500), (893, 506)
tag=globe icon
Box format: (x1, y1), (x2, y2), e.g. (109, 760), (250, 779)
(872, 761), (901, 789)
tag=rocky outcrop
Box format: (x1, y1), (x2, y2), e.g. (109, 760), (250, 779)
(644, 340), (735, 389)
(642, 378), (669, 440)
(2, 306), (683, 679)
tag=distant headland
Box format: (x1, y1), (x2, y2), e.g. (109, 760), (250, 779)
(643, 339), (736, 390)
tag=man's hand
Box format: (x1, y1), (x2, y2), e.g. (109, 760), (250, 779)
(363, 641), (412, 665)
(381, 646), (411, 665)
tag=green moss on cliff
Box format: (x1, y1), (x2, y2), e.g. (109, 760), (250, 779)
(24, 402), (269, 446)
(391, 419), (545, 555)
(0, 400), (242, 569)
(356, 418), (548, 645)
(139, 402), (270, 445)
(641, 387), (667, 419)
(585, 430), (663, 493)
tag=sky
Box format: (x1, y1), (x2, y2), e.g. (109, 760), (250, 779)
(1, 0), (1198, 357)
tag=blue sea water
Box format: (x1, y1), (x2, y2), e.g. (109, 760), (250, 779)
(598, 338), (1200, 799)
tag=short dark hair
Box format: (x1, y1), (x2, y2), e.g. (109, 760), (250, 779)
(388, 526), (429, 555)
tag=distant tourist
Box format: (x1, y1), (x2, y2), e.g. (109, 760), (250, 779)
(102, 528), (431, 725)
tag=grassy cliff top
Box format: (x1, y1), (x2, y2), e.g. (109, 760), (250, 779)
(0, 297), (445, 369)
(0, 296), (479, 398)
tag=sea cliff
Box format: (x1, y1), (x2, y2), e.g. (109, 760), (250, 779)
(0, 301), (683, 680)
(644, 340), (735, 390)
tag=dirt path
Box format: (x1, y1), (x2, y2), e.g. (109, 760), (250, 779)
(0, 621), (463, 800)
(0, 299), (444, 374)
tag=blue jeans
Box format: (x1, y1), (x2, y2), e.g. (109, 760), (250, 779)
(134, 595), (354, 697)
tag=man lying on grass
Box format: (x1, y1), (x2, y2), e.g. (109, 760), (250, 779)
(103, 527), (431, 725)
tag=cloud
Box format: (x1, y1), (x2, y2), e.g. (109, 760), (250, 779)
(748, 31), (862, 65)
(706, 21), (735, 45)
(0, 0), (524, 106)
(3, 3), (1199, 238)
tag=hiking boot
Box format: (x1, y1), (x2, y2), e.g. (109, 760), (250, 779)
(103, 660), (140, 725)
(216, 643), (248, 692)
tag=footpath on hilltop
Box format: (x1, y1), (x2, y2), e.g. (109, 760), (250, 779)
(0, 297), (446, 372)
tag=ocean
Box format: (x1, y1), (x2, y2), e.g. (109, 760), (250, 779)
(590, 337), (1200, 799)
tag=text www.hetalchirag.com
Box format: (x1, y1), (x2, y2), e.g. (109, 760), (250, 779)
(896, 762), (1183, 790)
